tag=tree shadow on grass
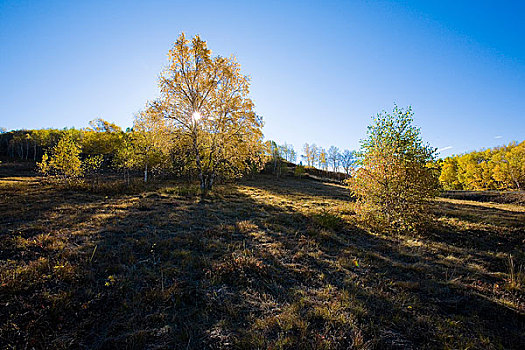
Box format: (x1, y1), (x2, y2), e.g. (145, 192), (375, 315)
(0, 182), (111, 261)
(83, 185), (524, 349)
(1, 175), (524, 349)
(432, 200), (525, 228)
(242, 174), (351, 202)
(0, 160), (38, 179)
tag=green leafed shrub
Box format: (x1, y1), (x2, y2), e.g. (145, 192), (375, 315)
(37, 133), (83, 184)
(347, 105), (439, 233)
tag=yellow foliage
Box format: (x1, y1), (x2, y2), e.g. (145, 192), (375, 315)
(150, 33), (265, 194)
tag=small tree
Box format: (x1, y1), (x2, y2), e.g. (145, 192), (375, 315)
(289, 148), (297, 163)
(113, 110), (172, 184)
(83, 154), (104, 190)
(310, 144), (319, 168)
(491, 141), (525, 190)
(439, 157), (462, 190)
(328, 146), (340, 172)
(133, 109), (173, 183)
(82, 118), (124, 158)
(319, 148), (328, 171)
(278, 142), (296, 163)
(38, 133), (83, 184)
(294, 164), (306, 178)
(113, 135), (136, 186)
(302, 143), (315, 167)
(268, 140), (284, 177)
(340, 149), (356, 175)
(348, 106), (439, 232)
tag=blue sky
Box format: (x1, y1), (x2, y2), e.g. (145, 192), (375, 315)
(1, 0), (524, 158)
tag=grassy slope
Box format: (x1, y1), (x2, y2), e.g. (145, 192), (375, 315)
(0, 163), (524, 349)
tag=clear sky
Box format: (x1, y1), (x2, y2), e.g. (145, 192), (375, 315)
(1, 0), (524, 158)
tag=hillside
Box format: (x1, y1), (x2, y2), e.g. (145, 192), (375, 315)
(0, 162), (524, 349)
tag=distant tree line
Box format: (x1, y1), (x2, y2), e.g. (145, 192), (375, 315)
(439, 141), (525, 190)
(0, 119), (124, 164)
(262, 141), (357, 182)
(301, 143), (357, 175)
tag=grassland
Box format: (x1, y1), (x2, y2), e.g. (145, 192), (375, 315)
(1, 161), (524, 349)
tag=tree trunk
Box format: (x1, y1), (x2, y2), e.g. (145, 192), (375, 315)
(199, 173), (215, 196)
(124, 169), (130, 186)
(200, 174), (208, 196)
(207, 174), (214, 191)
(192, 133), (207, 196)
(509, 169), (520, 190)
(144, 163), (148, 183)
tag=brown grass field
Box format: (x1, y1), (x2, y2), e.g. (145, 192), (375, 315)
(1, 161), (524, 349)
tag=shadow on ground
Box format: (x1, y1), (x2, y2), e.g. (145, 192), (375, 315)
(1, 173), (524, 349)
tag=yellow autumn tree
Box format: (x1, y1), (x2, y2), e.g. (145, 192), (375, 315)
(82, 118), (124, 157)
(37, 133), (83, 185)
(302, 143), (315, 167)
(151, 33), (265, 194)
(491, 141), (525, 190)
(319, 148), (328, 171)
(438, 141), (525, 191)
(113, 108), (174, 183)
(439, 157), (462, 190)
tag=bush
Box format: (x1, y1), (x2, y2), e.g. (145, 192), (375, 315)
(37, 133), (83, 185)
(348, 106), (439, 232)
(312, 209), (343, 230)
(294, 165), (306, 178)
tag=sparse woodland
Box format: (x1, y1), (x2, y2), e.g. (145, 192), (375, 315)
(0, 33), (524, 349)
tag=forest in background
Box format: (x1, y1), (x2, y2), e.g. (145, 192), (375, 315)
(439, 141), (525, 190)
(1, 124), (523, 191)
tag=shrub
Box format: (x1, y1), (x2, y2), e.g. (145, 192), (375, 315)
(294, 165), (306, 178)
(348, 105), (439, 232)
(37, 133), (83, 185)
(312, 209), (343, 230)
(83, 154), (104, 189)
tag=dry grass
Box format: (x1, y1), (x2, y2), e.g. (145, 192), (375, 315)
(1, 162), (524, 349)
